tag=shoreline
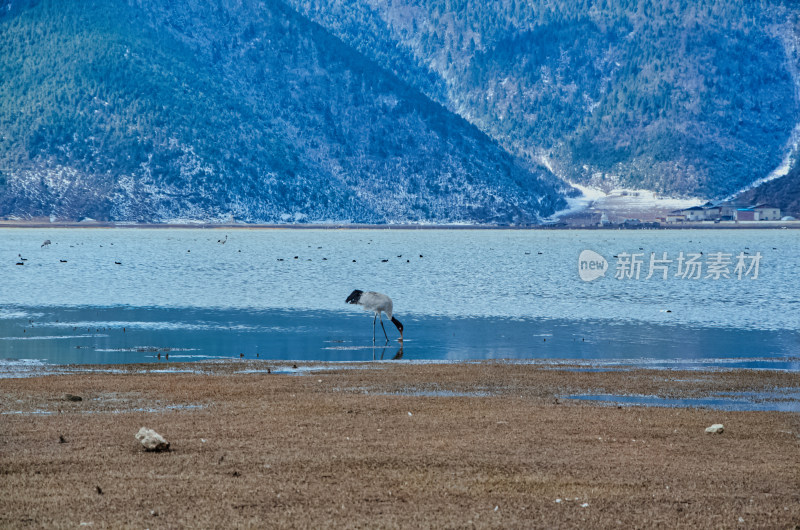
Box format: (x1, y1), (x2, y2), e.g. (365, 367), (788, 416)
(2, 361), (799, 527)
(1, 221), (799, 229)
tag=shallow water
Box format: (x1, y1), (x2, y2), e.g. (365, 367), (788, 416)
(566, 391), (800, 412)
(1, 228), (798, 368)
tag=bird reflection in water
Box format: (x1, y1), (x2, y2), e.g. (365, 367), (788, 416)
(373, 343), (404, 361)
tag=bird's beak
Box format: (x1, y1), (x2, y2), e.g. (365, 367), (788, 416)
(398, 332), (403, 342)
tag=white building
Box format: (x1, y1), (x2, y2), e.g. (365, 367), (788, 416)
(680, 206), (706, 221)
(665, 212), (686, 223)
(752, 204), (781, 220)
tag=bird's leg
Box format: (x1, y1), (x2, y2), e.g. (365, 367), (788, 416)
(379, 313), (389, 342)
(372, 313), (377, 343)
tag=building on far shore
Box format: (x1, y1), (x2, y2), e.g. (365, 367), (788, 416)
(662, 202), (781, 223)
(665, 212), (687, 223)
(703, 204), (721, 219)
(752, 204), (781, 220)
(734, 204), (781, 221)
(681, 206), (706, 221)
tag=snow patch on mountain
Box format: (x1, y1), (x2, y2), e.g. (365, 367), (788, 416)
(548, 182), (703, 222)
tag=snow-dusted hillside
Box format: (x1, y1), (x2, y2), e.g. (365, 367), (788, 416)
(0, 0), (570, 224)
(287, 0), (800, 200)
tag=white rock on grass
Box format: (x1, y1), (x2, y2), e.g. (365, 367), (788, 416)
(705, 424), (724, 434)
(135, 427), (171, 452)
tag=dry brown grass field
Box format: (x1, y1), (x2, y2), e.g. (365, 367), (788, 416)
(1, 361), (799, 528)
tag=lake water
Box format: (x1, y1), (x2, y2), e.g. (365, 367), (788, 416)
(1, 228), (798, 369)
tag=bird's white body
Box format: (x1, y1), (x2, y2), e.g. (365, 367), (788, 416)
(356, 291), (394, 319)
(346, 289), (403, 342)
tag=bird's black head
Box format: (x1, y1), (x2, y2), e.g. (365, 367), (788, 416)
(345, 290), (363, 305)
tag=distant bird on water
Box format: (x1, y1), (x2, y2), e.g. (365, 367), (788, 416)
(346, 290), (403, 343)
(41, 240), (51, 248)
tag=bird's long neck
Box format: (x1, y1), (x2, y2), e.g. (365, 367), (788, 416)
(391, 316), (403, 340)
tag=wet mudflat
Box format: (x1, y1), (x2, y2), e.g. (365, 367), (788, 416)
(1, 361), (798, 528)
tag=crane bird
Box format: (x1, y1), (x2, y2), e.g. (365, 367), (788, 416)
(346, 290), (403, 343)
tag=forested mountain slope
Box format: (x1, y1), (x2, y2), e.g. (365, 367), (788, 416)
(288, 0), (800, 198)
(738, 155), (800, 216)
(0, 0), (568, 223)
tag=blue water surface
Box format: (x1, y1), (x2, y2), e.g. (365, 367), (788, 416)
(0, 228), (797, 368)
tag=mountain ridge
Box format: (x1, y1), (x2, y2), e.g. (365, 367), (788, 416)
(0, 0), (569, 224)
(287, 0), (800, 199)
(3, 0), (800, 222)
